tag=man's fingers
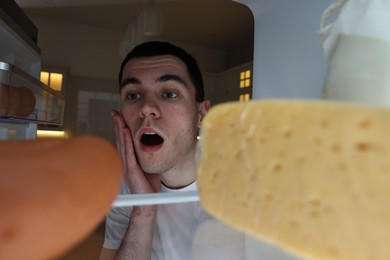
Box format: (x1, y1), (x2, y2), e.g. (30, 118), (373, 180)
(123, 127), (137, 170)
(112, 110), (127, 169)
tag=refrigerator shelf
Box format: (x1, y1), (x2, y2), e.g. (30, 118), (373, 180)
(0, 60), (65, 126)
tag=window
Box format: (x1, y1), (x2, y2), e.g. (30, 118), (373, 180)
(38, 69), (66, 136)
(239, 93), (250, 101)
(239, 69), (251, 101)
(40, 71), (64, 92)
(240, 70), (251, 88)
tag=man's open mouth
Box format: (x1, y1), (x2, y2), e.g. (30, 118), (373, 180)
(140, 132), (164, 146)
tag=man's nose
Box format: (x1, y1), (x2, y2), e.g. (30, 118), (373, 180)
(139, 97), (160, 118)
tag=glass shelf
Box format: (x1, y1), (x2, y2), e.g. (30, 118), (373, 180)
(0, 60), (65, 125)
(108, 192), (301, 260)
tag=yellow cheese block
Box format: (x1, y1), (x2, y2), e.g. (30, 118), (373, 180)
(197, 100), (390, 260)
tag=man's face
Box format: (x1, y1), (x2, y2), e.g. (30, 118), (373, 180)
(119, 55), (206, 175)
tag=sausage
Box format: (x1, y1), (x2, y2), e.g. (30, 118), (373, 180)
(0, 136), (122, 260)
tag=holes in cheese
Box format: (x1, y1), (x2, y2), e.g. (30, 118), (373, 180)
(196, 100), (390, 260)
(0, 136), (122, 260)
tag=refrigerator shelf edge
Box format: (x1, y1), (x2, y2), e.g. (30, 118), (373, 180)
(112, 190), (200, 207)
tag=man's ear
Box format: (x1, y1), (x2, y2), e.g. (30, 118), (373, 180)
(198, 100), (211, 127)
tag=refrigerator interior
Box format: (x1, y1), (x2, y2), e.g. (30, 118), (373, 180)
(0, 0), (64, 140)
(1, 0), (334, 259)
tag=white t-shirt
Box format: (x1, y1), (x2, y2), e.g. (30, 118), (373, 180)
(103, 180), (245, 260)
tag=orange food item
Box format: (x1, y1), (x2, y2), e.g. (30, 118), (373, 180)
(5, 86), (36, 117)
(0, 83), (9, 116)
(7, 86), (22, 116)
(0, 136), (122, 260)
(18, 87), (36, 117)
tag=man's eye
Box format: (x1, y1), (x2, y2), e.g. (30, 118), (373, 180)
(127, 93), (141, 101)
(163, 91), (178, 99)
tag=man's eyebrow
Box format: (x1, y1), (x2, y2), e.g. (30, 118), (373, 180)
(120, 77), (140, 89)
(120, 74), (188, 89)
(158, 74), (187, 87)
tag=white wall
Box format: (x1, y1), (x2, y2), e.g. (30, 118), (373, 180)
(239, 0), (332, 100)
(30, 16), (123, 80)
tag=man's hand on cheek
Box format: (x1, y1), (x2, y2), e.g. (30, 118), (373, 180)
(112, 110), (161, 194)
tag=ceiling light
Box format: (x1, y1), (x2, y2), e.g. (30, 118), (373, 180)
(136, 0), (164, 37)
(119, 0), (164, 59)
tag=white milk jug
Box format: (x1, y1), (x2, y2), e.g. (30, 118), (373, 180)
(320, 0), (390, 106)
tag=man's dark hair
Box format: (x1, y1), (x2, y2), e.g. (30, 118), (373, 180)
(119, 41), (205, 102)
